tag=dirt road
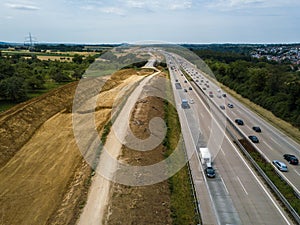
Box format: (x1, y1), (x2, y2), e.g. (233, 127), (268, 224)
(77, 70), (173, 225)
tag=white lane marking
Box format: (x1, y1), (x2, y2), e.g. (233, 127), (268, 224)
(270, 137), (281, 146)
(245, 125), (252, 130)
(263, 141), (274, 152)
(237, 176), (248, 195)
(221, 148), (226, 156)
(220, 177), (229, 194)
(294, 169), (300, 177)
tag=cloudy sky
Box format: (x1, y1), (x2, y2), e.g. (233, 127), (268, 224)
(1, 0), (299, 44)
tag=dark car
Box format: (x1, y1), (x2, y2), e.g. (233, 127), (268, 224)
(205, 167), (216, 178)
(252, 126), (261, 132)
(228, 103), (234, 108)
(235, 119), (244, 125)
(283, 154), (299, 165)
(189, 87), (192, 90)
(220, 105), (225, 110)
(184, 80), (187, 83)
(249, 135), (259, 143)
(184, 89), (187, 92)
(222, 93), (227, 98)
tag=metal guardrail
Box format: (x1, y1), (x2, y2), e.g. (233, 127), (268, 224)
(183, 142), (203, 225)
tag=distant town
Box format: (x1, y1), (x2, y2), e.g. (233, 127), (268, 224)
(251, 45), (300, 65)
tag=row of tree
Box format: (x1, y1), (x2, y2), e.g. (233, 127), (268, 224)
(0, 53), (95, 102)
(193, 50), (300, 128)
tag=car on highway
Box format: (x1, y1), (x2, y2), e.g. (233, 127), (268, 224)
(184, 80), (187, 83)
(190, 99), (194, 104)
(209, 91), (213, 97)
(205, 166), (216, 178)
(222, 93), (227, 98)
(249, 135), (259, 143)
(283, 154), (299, 165)
(220, 105), (225, 110)
(252, 126), (262, 133)
(235, 119), (244, 125)
(175, 79), (178, 82)
(228, 103), (234, 108)
(273, 160), (288, 172)
(184, 89), (187, 92)
(203, 87), (206, 90)
(189, 87), (192, 90)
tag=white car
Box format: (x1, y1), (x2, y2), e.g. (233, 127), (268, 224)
(190, 99), (194, 104)
(273, 160), (288, 172)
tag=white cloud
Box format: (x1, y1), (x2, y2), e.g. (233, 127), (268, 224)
(169, 0), (192, 10)
(6, 3), (40, 10)
(207, 0), (300, 10)
(124, 0), (192, 11)
(125, 0), (146, 8)
(99, 6), (125, 16)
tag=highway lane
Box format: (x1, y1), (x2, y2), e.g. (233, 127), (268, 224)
(184, 77), (292, 224)
(177, 55), (300, 196)
(166, 53), (293, 224)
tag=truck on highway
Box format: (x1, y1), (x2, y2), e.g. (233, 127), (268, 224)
(199, 148), (212, 164)
(181, 99), (189, 109)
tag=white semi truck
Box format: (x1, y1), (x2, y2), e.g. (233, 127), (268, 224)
(199, 148), (212, 165)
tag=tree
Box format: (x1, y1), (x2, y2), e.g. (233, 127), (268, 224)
(50, 70), (72, 82)
(72, 54), (83, 64)
(25, 74), (45, 90)
(0, 76), (27, 102)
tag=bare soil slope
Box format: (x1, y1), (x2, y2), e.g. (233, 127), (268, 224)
(0, 69), (149, 225)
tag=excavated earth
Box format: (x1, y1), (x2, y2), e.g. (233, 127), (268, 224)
(0, 68), (151, 225)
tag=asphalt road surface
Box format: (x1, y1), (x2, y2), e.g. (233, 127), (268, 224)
(165, 52), (294, 225)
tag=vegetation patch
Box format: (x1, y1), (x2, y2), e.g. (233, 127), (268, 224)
(0, 51), (97, 112)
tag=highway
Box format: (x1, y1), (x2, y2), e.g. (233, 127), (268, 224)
(164, 52), (294, 224)
(177, 55), (300, 197)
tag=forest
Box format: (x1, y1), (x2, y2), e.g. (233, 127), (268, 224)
(0, 52), (95, 105)
(192, 49), (300, 129)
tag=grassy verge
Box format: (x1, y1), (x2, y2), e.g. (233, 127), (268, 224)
(163, 74), (199, 224)
(239, 139), (300, 220)
(220, 84), (300, 143)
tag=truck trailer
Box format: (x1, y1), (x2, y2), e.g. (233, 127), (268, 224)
(199, 148), (212, 164)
